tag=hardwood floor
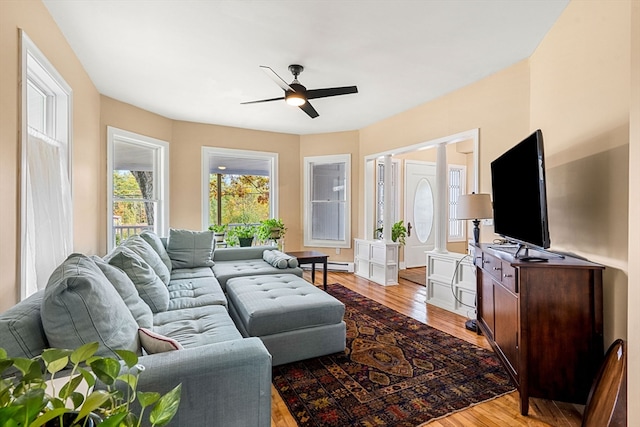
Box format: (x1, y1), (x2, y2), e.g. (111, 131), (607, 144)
(271, 270), (584, 427)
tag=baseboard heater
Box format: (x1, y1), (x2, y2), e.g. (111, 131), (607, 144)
(301, 261), (354, 273)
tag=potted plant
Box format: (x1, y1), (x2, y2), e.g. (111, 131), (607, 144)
(0, 342), (182, 427)
(375, 220), (408, 245)
(256, 218), (286, 244)
(227, 225), (256, 247)
(208, 224), (227, 244)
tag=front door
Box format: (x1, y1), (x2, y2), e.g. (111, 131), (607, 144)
(404, 161), (436, 267)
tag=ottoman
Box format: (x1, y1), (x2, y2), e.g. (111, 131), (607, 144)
(226, 274), (346, 366)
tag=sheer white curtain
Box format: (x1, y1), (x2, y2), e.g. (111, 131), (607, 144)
(24, 127), (73, 296)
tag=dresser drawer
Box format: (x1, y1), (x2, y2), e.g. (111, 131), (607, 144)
(482, 252), (518, 293)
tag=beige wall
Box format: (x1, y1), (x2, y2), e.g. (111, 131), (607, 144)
(530, 0), (630, 350)
(0, 0), (102, 312)
(171, 121), (302, 248)
(299, 131), (360, 263)
(100, 96), (174, 254)
(628, 0), (639, 421)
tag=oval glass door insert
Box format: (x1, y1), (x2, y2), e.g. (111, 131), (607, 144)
(413, 178), (434, 243)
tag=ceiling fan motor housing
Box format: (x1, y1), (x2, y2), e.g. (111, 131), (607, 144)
(288, 64), (304, 77)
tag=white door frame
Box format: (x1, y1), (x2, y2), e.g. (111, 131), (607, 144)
(363, 129), (479, 252)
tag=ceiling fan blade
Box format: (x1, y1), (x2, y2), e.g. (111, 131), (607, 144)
(299, 101), (319, 119)
(260, 65), (293, 91)
(241, 96), (285, 105)
(306, 86), (358, 100)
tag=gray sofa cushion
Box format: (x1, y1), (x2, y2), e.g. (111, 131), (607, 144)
(41, 254), (140, 357)
(140, 230), (173, 274)
(104, 246), (169, 313)
(212, 259), (302, 290)
(153, 305), (243, 348)
(167, 229), (215, 269)
(0, 291), (48, 359)
(167, 277), (227, 310)
(121, 235), (171, 285)
(226, 274), (344, 337)
(91, 255), (153, 329)
(170, 267), (215, 280)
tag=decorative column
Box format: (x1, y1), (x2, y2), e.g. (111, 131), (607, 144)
(433, 143), (448, 253)
(383, 154), (392, 242)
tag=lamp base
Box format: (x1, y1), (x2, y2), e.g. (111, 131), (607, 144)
(465, 319), (478, 332)
(472, 219), (480, 246)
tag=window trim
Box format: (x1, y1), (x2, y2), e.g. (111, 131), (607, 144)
(19, 30), (73, 300)
(107, 127), (170, 251)
(447, 164), (467, 242)
(200, 147), (278, 230)
(303, 154), (351, 248)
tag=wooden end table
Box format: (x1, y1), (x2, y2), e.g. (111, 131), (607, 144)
(286, 251), (328, 290)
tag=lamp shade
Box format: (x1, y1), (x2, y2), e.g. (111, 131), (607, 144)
(456, 193), (493, 220)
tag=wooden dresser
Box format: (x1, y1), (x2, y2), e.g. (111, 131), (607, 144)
(474, 244), (604, 415)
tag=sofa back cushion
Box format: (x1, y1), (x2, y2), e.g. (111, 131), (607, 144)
(213, 245), (274, 262)
(166, 229), (215, 269)
(140, 230), (173, 273)
(104, 247), (170, 313)
(41, 254), (140, 357)
(121, 235), (171, 285)
(0, 291), (48, 360)
(91, 256), (153, 329)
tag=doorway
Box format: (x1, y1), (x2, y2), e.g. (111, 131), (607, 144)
(404, 161), (436, 267)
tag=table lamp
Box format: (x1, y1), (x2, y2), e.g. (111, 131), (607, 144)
(456, 193), (493, 246)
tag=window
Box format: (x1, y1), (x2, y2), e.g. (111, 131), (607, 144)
(201, 147), (278, 229)
(304, 154), (351, 248)
(107, 127), (169, 251)
(448, 164), (467, 242)
(375, 159), (400, 239)
(20, 31), (73, 299)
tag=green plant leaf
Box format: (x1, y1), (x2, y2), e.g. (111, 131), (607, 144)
(23, 360), (44, 383)
(59, 374), (83, 398)
(0, 359), (13, 376)
(116, 373), (138, 394)
(0, 348), (7, 358)
(49, 397), (65, 409)
(69, 391), (85, 409)
(11, 358), (36, 376)
(78, 367), (96, 388)
(14, 388), (47, 423)
(77, 390), (111, 421)
(114, 349), (138, 369)
(149, 384), (181, 427)
(27, 407), (68, 427)
(70, 342), (99, 365)
(98, 411), (129, 427)
(89, 358), (121, 385)
(137, 391), (160, 408)
(0, 406), (23, 426)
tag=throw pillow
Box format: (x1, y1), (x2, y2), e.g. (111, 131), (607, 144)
(273, 250), (299, 268)
(262, 250), (288, 269)
(41, 253), (140, 357)
(139, 230), (173, 274)
(166, 229), (215, 269)
(138, 328), (183, 354)
(121, 235), (171, 285)
(91, 255), (153, 329)
(104, 246), (170, 313)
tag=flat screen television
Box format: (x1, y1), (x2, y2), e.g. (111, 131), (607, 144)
(490, 129), (551, 259)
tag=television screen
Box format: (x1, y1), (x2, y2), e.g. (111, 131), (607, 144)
(490, 129), (551, 249)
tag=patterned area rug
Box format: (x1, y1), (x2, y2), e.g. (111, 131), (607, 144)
(272, 284), (514, 427)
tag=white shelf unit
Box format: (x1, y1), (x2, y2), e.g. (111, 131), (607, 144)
(354, 239), (399, 286)
(425, 251), (476, 317)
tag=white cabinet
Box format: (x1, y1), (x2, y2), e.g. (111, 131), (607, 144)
(354, 239), (399, 286)
(426, 251), (476, 316)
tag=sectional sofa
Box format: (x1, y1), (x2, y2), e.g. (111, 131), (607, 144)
(0, 229), (346, 426)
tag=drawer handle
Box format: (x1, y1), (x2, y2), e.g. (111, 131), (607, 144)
(493, 267), (502, 271)
(503, 274), (513, 278)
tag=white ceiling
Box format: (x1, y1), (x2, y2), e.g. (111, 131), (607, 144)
(42, 0), (569, 136)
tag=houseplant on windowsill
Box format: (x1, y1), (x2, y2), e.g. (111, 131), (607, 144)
(227, 225), (256, 247)
(208, 224), (227, 244)
(0, 342), (181, 427)
(256, 218), (286, 244)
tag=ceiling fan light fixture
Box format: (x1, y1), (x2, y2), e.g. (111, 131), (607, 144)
(285, 91), (306, 106)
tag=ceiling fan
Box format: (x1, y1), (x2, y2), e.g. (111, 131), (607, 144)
(241, 65), (358, 118)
